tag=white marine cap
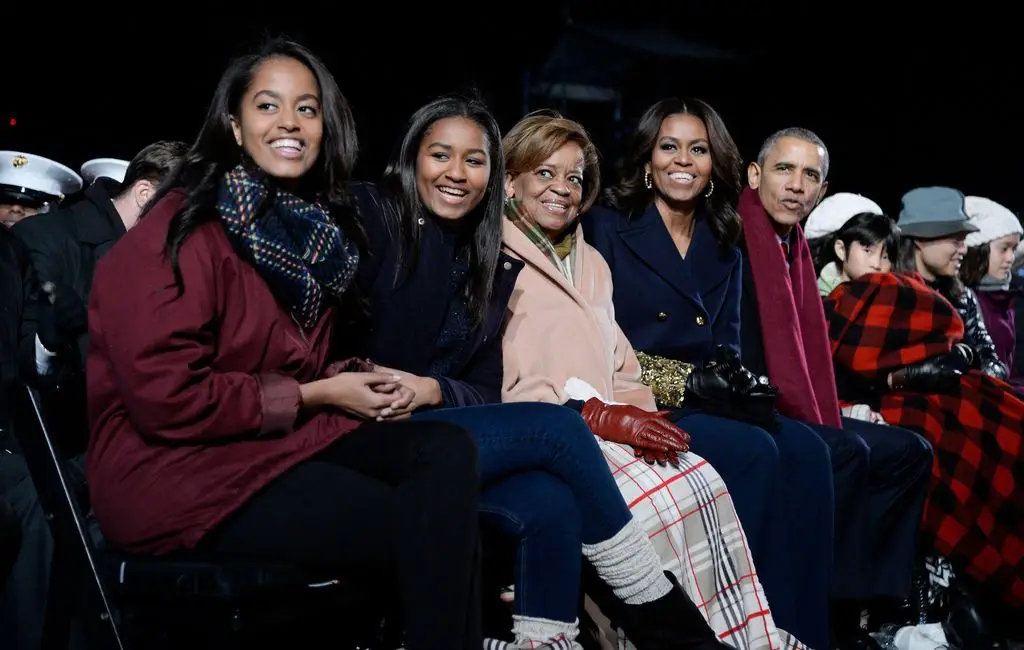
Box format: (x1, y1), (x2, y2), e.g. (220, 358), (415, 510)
(804, 192), (885, 240)
(81, 158), (130, 185)
(0, 151), (83, 205)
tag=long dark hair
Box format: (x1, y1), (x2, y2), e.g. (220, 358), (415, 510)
(380, 93), (504, 324)
(959, 244), (992, 287)
(809, 211), (900, 277)
(150, 38), (362, 292)
(604, 97), (743, 248)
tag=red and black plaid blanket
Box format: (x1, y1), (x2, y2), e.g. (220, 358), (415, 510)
(826, 271), (1024, 608)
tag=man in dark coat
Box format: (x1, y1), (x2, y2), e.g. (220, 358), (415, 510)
(737, 128), (933, 650)
(13, 140), (188, 366)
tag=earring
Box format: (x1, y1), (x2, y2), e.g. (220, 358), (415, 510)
(644, 172), (653, 189)
(704, 179), (715, 198)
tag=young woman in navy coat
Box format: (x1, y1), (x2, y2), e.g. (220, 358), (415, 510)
(582, 98), (834, 650)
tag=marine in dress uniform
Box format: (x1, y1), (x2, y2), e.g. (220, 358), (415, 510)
(0, 151), (81, 649)
(0, 151), (82, 228)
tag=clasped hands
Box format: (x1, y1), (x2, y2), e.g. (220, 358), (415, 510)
(303, 361), (440, 421)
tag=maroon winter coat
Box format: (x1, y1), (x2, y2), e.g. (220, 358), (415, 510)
(86, 190), (360, 555)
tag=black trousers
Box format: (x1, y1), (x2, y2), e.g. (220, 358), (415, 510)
(0, 450), (52, 650)
(0, 494), (17, 585)
(202, 419), (482, 650)
(810, 417), (933, 600)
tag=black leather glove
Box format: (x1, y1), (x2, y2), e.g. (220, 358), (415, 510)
(687, 346), (778, 400)
(36, 282), (87, 352)
(685, 346), (779, 430)
(684, 358), (736, 403)
(893, 346), (971, 394)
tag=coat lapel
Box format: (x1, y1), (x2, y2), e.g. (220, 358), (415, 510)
(618, 203), (731, 301)
(685, 216), (732, 297)
(503, 219), (590, 313)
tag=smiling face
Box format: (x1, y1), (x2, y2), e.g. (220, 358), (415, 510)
(915, 234), (968, 280)
(415, 116), (490, 221)
(230, 56), (323, 181)
(506, 141), (585, 237)
(646, 113), (712, 207)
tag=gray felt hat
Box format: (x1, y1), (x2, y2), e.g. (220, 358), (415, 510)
(898, 187), (978, 239)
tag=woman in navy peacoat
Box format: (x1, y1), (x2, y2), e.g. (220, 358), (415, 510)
(582, 98), (834, 650)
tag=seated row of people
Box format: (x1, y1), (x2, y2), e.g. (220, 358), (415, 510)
(3, 36), (1020, 650)
(805, 190), (1024, 618)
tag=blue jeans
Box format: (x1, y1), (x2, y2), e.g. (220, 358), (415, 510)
(414, 402), (632, 622)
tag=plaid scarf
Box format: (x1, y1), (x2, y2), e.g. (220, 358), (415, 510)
(216, 164), (359, 330)
(505, 198), (576, 283)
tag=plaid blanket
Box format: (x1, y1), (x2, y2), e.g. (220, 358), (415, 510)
(589, 440), (808, 650)
(826, 272), (1024, 607)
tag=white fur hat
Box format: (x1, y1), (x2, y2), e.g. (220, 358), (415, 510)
(804, 192), (884, 240)
(964, 196), (1022, 248)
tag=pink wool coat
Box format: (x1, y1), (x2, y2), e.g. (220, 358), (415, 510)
(500, 219), (656, 411)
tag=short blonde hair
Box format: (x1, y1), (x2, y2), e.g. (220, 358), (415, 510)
(503, 110), (601, 213)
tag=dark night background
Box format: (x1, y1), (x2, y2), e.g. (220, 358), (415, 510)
(3, 5), (1020, 217)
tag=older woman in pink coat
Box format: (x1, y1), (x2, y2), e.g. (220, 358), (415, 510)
(500, 111), (807, 650)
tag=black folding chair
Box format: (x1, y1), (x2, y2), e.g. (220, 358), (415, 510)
(7, 382), (391, 649)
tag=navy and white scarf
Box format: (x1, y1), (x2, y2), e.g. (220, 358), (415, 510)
(216, 164), (359, 330)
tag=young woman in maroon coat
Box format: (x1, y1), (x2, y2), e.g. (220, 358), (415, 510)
(85, 40), (484, 650)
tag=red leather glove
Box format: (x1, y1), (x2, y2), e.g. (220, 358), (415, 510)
(581, 398), (690, 452)
(634, 447), (680, 467)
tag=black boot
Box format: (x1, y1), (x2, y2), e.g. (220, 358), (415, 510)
(615, 571), (731, 650)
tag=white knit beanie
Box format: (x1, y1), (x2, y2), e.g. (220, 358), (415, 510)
(804, 192), (884, 240)
(964, 196), (1022, 248)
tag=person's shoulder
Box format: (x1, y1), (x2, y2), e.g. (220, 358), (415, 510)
(348, 181), (400, 250)
(581, 203), (628, 233)
(11, 204), (74, 244)
(349, 181), (394, 223)
(100, 190), (229, 274)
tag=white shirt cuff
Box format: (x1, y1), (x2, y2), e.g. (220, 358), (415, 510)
(35, 335), (57, 375)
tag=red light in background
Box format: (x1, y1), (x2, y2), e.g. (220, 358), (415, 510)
(8, 118), (14, 126)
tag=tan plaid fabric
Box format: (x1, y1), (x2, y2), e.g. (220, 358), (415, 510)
(591, 438), (811, 650)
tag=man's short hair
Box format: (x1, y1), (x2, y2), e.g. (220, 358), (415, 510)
(116, 140), (189, 198)
(756, 127), (830, 180)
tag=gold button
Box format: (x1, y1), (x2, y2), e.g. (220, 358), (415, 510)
(657, 312), (668, 322)
(696, 316), (706, 326)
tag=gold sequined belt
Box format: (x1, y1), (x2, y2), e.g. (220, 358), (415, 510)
(635, 351), (695, 408)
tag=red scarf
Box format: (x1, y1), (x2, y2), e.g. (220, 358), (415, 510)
(738, 187), (841, 428)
